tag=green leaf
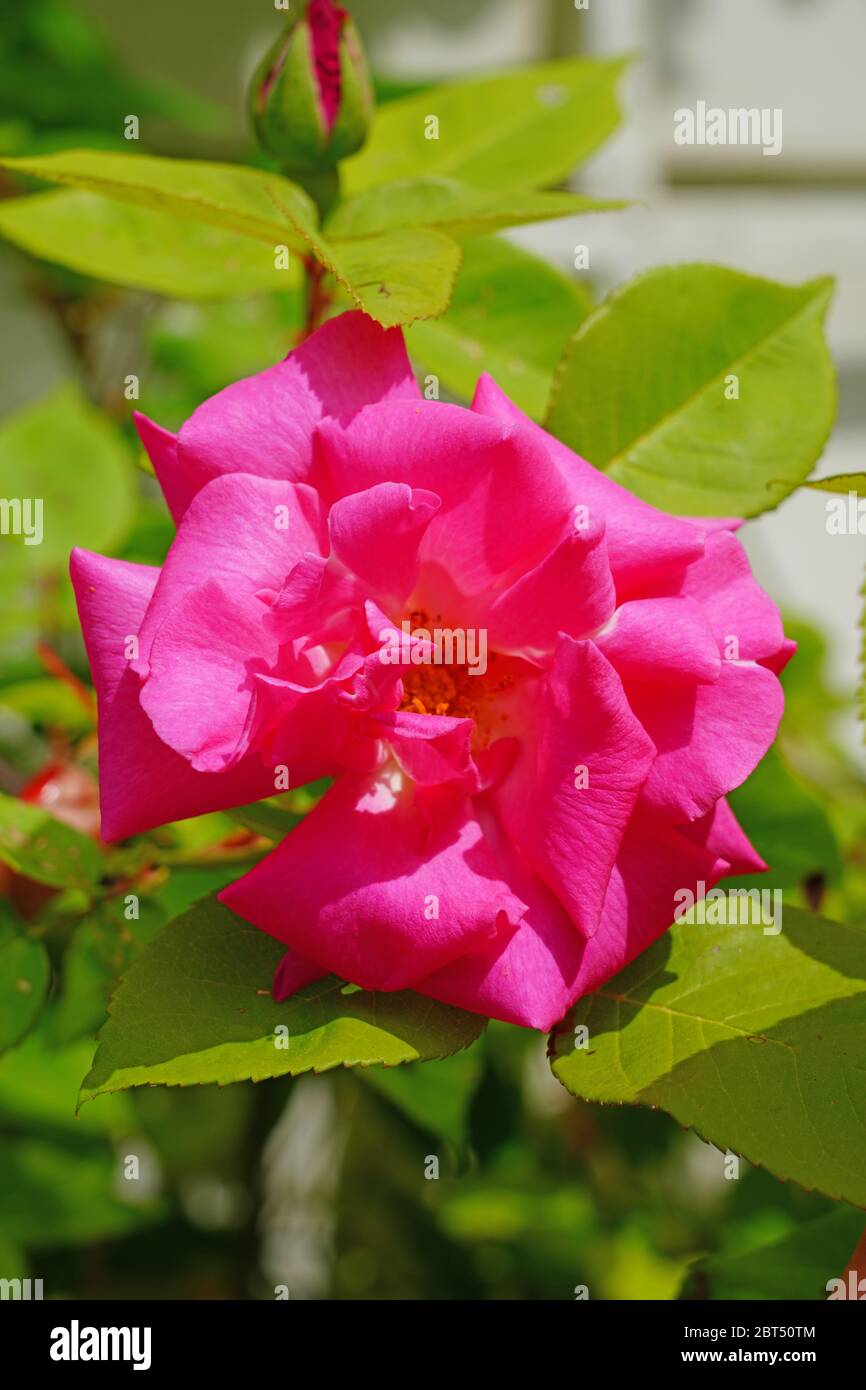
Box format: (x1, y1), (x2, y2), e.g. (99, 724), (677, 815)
(329, 176), (624, 239)
(343, 57), (627, 194)
(0, 1238), (27, 1281)
(146, 297), (303, 401)
(804, 473), (866, 496)
(0, 383), (135, 575)
(860, 567), (866, 744)
(0, 150), (461, 326)
(49, 898), (165, 1046)
(726, 746), (843, 891)
(225, 796), (301, 841)
(0, 789), (101, 888)
(407, 235), (592, 419)
(0, 677), (93, 735)
(328, 225), (461, 328)
(683, 1206), (865, 1300)
(0, 1134), (163, 1246)
(0, 189), (304, 298)
(363, 1045), (484, 1152)
(550, 907), (866, 1207)
(0, 1032), (134, 1137)
(0, 149), (318, 251)
(546, 266), (837, 516)
(81, 893), (486, 1102)
(0, 907), (50, 1053)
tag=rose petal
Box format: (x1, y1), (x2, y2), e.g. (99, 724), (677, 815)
(594, 596), (721, 686)
(220, 768), (527, 991)
(629, 661), (784, 821)
(70, 548), (273, 841)
(487, 518), (615, 658)
(471, 373), (705, 596)
(494, 637), (656, 938)
(177, 311), (420, 508)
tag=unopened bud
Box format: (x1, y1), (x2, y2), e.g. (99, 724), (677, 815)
(249, 1), (372, 176)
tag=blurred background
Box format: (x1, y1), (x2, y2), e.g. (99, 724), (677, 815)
(0, 0), (863, 1300)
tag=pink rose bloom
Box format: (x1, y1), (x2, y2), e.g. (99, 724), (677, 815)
(71, 312), (792, 1030)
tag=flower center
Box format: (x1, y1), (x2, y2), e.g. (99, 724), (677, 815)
(389, 610), (532, 748)
(399, 660), (514, 724)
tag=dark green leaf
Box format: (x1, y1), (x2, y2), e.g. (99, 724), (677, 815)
(726, 746), (843, 890)
(225, 796), (300, 841)
(0, 907), (50, 1053)
(550, 907), (866, 1206)
(683, 1206), (865, 1300)
(0, 677), (93, 735)
(81, 893), (487, 1102)
(363, 1045), (484, 1152)
(49, 898), (165, 1046)
(0, 1031), (133, 1136)
(0, 1134), (163, 1246)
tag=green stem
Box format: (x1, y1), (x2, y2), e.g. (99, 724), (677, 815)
(145, 844), (270, 868)
(284, 164), (341, 342)
(300, 256), (328, 340)
(103, 842), (270, 878)
(291, 165), (341, 223)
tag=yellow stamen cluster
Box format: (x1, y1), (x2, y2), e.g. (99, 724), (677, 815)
(399, 659), (515, 746)
(395, 610), (515, 744)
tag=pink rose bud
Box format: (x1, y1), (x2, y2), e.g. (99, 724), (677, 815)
(248, 0), (372, 174)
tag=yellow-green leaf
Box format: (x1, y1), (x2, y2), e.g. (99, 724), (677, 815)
(0, 189), (303, 298)
(546, 265), (837, 517)
(344, 57), (627, 194)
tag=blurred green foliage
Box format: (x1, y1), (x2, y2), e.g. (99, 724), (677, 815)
(0, 0), (223, 155)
